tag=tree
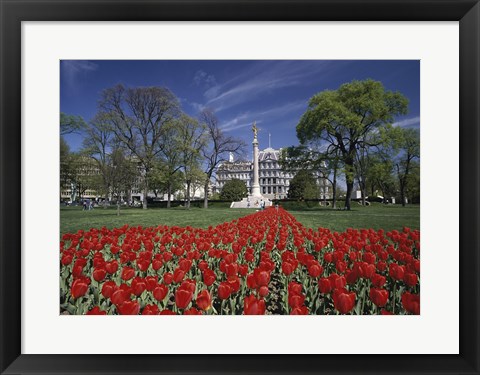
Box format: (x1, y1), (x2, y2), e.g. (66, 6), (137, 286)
(365, 155), (397, 199)
(199, 109), (245, 209)
(280, 145), (340, 208)
(156, 121), (184, 208)
(82, 113), (115, 207)
(388, 127), (420, 206)
(60, 112), (86, 135)
(60, 137), (75, 194)
(287, 170), (319, 200)
(109, 148), (138, 215)
(297, 79), (408, 210)
(176, 115), (207, 209)
(220, 179), (248, 201)
(99, 84), (181, 209)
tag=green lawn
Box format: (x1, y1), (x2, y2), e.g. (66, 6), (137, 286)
(60, 203), (419, 236)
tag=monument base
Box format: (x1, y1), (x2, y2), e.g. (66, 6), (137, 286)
(230, 195), (272, 209)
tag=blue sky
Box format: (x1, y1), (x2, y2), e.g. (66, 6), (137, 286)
(61, 60), (420, 154)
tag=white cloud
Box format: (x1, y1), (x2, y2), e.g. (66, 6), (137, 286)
(393, 116), (420, 128)
(219, 101), (305, 132)
(204, 61), (332, 112)
(193, 70), (217, 88)
(61, 60), (98, 88)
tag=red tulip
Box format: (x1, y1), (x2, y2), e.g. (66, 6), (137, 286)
(288, 294), (305, 308)
(71, 278), (89, 299)
(101, 281), (116, 299)
(145, 276), (158, 291)
(401, 292), (420, 314)
(404, 272), (418, 287)
(163, 272), (173, 285)
(290, 306), (309, 315)
(308, 264), (323, 278)
(160, 309), (176, 315)
(110, 289), (127, 305)
(105, 260), (118, 274)
(218, 282), (232, 300)
(389, 263), (405, 281)
(258, 285), (269, 298)
(254, 269), (270, 287)
(184, 307), (202, 315)
(196, 290), (212, 311)
(92, 268), (107, 282)
(117, 300), (140, 315)
(175, 288), (193, 309)
(86, 306), (106, 315)
(173, 268), (186, 283)
(202, 269), (216, 286)
(153, 284), (168, 302)
(121, 266), (135, 281)
(61, 254), (73, 266)
(282, 262), (295, 276)
(333, 288), (356, 314)
(371, 273), (386, 288)
(142, 304), (160, 315)
(243, 295), (266, 315)
(369, 288), (389, 307)
(130, 278), (146, 297)
(318, 278), (332, 294)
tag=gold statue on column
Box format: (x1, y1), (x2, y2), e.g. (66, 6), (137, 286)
(252, 121), (258, 138)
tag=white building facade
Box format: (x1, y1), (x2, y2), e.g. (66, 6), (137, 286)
(216, 147), (331, 200)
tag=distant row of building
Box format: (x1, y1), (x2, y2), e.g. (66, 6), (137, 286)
(61, 147), (332, 203)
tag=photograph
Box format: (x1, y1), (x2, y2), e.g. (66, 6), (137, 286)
(60, 60), (421, 316)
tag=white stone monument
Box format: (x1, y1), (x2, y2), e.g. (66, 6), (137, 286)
(250, 121), (262, 198)
(230, 122), (270, 208)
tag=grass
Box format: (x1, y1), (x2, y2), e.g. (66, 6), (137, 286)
(60, 203), (419, 237)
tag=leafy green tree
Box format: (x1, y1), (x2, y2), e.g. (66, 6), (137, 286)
(390, 127), (420, 206)
(280, 145), (341, 208)
(60, 112), (86, 135)
(365, 155), (397, 199)
(296, 79), (408, 210)
(287, 170), (319, 200)
(220, 179), (248, 201)
(176, 115), (207, 209)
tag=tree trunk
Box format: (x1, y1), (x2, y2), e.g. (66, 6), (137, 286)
(204, 181), (209, 209)
(400, 182), (406, 207)
(167, 183), (172, 208)
(322, 176), (327, 207)
(117, 198), (121, 216)
(361, 181), (367, 206)
(344, 162), (354, 210)
(345, 181), (353, 210)
(142, 177), (148, 210)
(186, 180), (191, 209)
(332, 162), (338, 209)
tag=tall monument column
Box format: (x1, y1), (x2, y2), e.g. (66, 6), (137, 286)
(251, 121), (262, 197)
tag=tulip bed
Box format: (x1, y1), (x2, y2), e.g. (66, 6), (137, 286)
(60, 207), (420, 315)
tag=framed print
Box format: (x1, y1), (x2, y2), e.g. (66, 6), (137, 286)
(1, 0), (479, 374)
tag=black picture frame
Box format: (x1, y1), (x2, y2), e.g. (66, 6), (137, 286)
(1, 1), (479, 374)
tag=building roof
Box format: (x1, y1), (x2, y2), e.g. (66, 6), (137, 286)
(258, 147), (281, 162)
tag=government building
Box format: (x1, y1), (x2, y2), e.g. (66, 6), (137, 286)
(216, 147), (331, 200)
